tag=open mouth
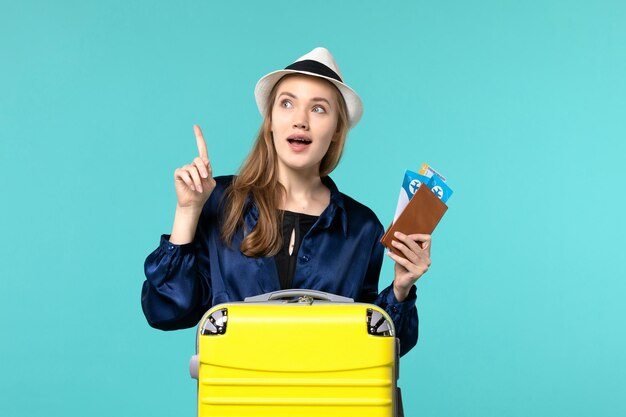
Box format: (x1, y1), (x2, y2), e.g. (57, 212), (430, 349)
(287, 137), (312, 145)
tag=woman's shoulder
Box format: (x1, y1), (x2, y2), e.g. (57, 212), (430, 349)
(324, 176), (383, 231)
(210, 175), (237, 197)
(338, 191), (384, 231)
(214, 175), (236, 188)
(202, 175), (235, 214)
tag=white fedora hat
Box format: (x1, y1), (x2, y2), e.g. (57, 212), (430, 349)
(254, 47), (363, 129)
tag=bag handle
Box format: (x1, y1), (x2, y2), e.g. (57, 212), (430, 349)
(244, 289), (353, 303)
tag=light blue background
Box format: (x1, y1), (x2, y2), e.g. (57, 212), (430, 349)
(2, 1), (625, 416)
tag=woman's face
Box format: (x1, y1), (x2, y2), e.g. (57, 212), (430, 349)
(270, 75), (340, 178)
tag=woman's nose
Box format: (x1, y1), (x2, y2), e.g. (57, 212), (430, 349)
(293, 110), (309, 129)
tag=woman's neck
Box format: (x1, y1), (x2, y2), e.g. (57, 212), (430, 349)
(278, 168), (330, 215)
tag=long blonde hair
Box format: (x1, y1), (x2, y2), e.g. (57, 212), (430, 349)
(221, 74), (350, 257)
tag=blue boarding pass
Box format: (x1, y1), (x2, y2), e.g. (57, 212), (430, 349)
(393, 164), (453, 223)
(393, 170), (430, 222)
(427, 174), (453, 203)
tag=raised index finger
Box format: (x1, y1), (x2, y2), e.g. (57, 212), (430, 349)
(194, 124), (209, 163)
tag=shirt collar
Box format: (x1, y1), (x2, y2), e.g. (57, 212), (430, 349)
(243, 176), (348, 237)
(319, 176), (348, 236)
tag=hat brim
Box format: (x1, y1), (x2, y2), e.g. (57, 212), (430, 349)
(254, 69), (363, 129)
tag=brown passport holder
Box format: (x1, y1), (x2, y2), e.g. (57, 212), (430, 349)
(380, 183), (448, 256)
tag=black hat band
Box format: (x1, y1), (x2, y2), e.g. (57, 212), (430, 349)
(284, 60), (342, 83)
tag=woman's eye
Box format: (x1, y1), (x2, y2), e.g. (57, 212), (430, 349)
(280, 99), (293, 108)
(312, 105), (326, 113)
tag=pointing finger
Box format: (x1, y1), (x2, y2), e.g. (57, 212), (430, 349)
(194, 124), (209, 163)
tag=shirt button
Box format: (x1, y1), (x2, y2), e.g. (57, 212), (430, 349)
(391, 306), (399, 314)
(301, 255), (310, 263)
(168, 245), (174, 251)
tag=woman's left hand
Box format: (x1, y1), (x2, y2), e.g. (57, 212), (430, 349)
(386, 232), (432, 302)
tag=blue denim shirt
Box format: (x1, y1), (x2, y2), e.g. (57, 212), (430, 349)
(142, 175), (418, 355)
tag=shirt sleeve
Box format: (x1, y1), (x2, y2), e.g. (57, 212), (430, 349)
(374, 283), (418, 357)
(141, 233), (211, 330)
(358, 224), (419, 357)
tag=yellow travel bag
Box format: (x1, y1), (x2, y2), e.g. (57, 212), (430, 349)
(189, 290), (403, 417)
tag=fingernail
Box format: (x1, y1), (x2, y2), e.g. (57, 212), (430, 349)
(190, 185), (195, 191)
(394, 232), (401, 238)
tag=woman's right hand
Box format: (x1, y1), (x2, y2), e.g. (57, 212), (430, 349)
(174, 125), (217, 209)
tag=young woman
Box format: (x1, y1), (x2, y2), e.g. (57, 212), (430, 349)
(141, 47), (432, 356)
